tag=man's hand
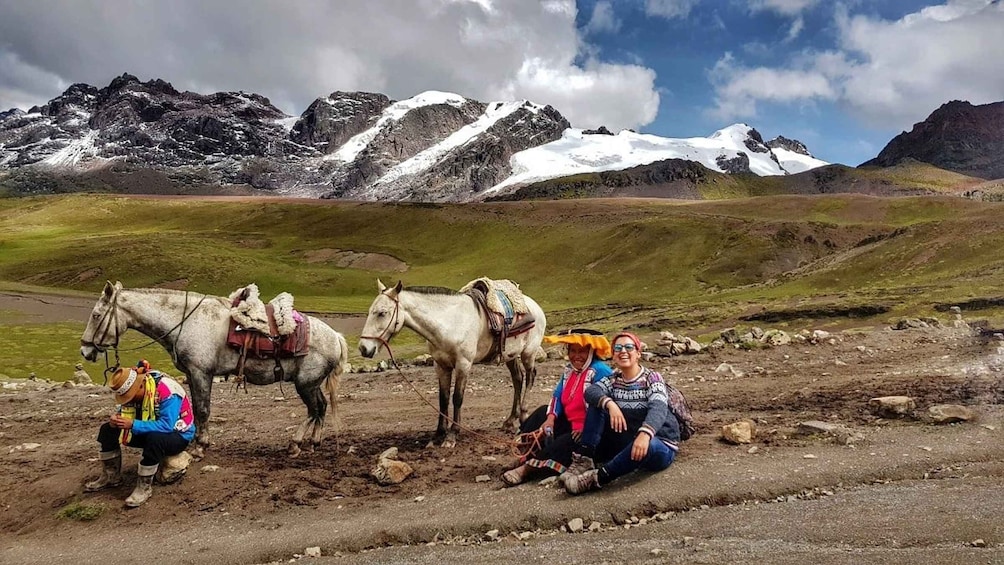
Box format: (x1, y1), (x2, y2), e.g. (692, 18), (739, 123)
(631, 433), (650, 461)
(110, 414), (134, 430)
(607, 403), (627, 432)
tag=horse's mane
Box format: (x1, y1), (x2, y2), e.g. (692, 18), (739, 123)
(127, 287), (228, 304)
(405, 286), (458, 296)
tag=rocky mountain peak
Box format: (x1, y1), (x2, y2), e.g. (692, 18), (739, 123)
(768, 135), (811, 156)
(862, 99), (1004, 179)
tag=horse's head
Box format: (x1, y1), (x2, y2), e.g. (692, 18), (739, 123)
(80, 280), (126, 361)
(358, 279), (404, 358)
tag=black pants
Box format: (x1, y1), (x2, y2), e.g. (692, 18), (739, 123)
(97, 423), (189, 466)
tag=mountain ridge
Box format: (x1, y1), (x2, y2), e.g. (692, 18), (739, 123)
(1, 73), (829, 202)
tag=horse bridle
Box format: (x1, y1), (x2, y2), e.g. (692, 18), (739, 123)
(80, 288), (207, 382)
(359, 291), (403, 360)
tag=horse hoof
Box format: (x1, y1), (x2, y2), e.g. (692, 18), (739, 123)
(442, 438), (456, 449)
(288, 444), (302, 458)
(501, 420), (518, 434)
(188, 446), (205, 461)
(425, 440), (438, 449)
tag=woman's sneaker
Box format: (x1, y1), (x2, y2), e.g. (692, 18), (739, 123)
(558, 453), (594, 486)
(564, 468), (600, 495)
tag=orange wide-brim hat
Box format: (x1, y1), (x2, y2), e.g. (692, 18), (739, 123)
(543, 328), (612, 360)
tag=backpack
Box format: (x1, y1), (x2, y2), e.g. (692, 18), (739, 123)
(643, 368), (697, 441)
(665, 383), (697, 440)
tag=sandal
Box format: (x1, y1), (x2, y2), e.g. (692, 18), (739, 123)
(501, 465), (528, 487)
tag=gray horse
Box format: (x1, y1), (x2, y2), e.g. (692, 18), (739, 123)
(80, 281), (348, 458)
(358, 280), (546, 448)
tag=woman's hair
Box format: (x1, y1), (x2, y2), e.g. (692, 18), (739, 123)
(612, 331), (642, 351)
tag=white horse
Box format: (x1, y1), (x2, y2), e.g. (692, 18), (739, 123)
(358, 280), (546, 448)
(80, 281), (349, 459)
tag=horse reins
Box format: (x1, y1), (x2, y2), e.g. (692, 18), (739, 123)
(81, 289), (207, 383)
(360, 292), (530, 456)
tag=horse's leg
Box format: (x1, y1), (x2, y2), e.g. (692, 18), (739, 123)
(428, 361), (452, 448)
(444, 360), (473, 449)
(186, 371), (213, 460)
(308, 385), (329, 452)
(289, 382), (324, 458)
(521, 353), (537, 423)
(503, 359), (523, 433)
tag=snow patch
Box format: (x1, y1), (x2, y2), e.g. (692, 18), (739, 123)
(485, 125), (829, 196)
(327, 91), (468, 163)
(40, 130), (100, 168)
(372, 100), (532, 186)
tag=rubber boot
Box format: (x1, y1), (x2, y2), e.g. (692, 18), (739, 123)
(124, 463), (158, 507)
(84, 450), (122, 492)
(558, 452), (594, 486)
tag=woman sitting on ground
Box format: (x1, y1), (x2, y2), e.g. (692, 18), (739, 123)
(564, 331), (679, 495)
(501, 329), (613, 486)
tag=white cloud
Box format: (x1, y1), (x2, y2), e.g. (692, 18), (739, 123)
(644, 0), (700, 19)
(708, 53), (834, 120)
(500, 57), (660, 130)
(784, 16), (805, 42)
(710, 0), (1004, 129)
(585, 1), (621, 34)
(0, 0), (659, 132)
(748, 0), (819, 16)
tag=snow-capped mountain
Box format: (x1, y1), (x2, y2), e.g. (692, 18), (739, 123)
(0, 74), (827, 201)
(483, 124), (828, 198)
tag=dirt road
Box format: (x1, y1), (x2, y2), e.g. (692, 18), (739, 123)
(1, 311), (1002, 564)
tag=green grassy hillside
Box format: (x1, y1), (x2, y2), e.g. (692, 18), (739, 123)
(2, 192), (1003, 318)
(5, 193), (1004, 380)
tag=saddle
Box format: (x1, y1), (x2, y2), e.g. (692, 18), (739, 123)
(225, 285), (310, 382)
(461, 278), (536, 364)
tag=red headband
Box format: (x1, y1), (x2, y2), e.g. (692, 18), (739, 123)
(612, 331), (642, 351)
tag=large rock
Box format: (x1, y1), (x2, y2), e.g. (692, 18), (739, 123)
(927, 404), (977, 424)
(796, 420), (865, 445)
(869, 396), (916, 418)
(157, 451), (192, 484)
(721, 420), (755, 444)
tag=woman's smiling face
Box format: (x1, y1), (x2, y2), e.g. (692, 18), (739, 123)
(612, 336), (640, 371)
(567, 343), (591, 370)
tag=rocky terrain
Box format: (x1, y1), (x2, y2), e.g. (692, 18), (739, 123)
(0, 291), (1002, 564)
(862, 100), (1004, 180)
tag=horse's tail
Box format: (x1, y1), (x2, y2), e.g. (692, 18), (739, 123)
(325, 332), (350, 426)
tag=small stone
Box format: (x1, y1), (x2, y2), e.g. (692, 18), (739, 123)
(273, 396), (285, 402)
(481, 455), (497, 461)
(414, 495), (425, 502)
(651, 549), (664, 555)
(485, 529), (500, 541)
(972, 539), (987, 548)
(304, 547), (321, 558)
(475, 474), (492, 483)
(20, 442), (41, 451)
(202, 465), (220, 472)
(567, 518), (584, 533)
(981, 424), (997, 431)
(747, 446), (759, 454)
(682, 536), (695, 547)
(803, 454), (818, 459)
(918, 446), (933, 452)
(588, 521), (602, 531)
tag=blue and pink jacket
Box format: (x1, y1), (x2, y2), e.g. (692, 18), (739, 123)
(124, 371), (196, 442)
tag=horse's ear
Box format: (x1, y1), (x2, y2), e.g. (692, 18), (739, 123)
(114, 281), (123, 291)
(377, 279), (386, 292)
(103, 281), (115, 296)
(393, 280), (403, 294)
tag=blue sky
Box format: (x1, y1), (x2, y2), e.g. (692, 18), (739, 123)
(1, 0), (1002, 167)
(573, 0), (1003, 165)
